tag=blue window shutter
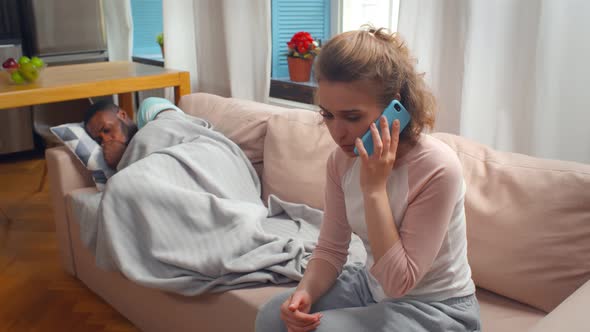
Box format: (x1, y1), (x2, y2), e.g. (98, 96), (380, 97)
(130, 0), (163, 55)
(271, 0), (331, 78)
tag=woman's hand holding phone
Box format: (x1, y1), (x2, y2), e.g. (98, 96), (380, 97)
(355, 116), (400, 194)
(354, 100), (410, 157)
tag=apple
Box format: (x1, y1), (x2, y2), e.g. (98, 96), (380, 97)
(30, 56), (44, 68)
(10, 71), (25, 84)
(2, 57), (18, 69)
(19, 62), (39, 82)
(18, 56), (31, 65)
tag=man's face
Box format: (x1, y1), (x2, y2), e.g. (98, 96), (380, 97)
(86, 109), (130, 145)
(86, 109), (132, 168)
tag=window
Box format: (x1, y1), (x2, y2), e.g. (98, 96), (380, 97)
(270, 0), (400, 103)
(130, 0), (163, 58)
(341, 0), (400, 33)
(271, 0), (332, 79)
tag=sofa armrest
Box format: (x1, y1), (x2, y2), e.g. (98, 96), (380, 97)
(529, 280), (590, 332)
(46, 146), (95, 276)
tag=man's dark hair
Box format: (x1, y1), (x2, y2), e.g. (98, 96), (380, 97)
(84, 100), (119, 127)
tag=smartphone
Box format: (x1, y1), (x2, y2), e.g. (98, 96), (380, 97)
(354, 100), (411, 156)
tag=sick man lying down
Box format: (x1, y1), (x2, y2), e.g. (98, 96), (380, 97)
(84, 97), (210, 169)
(77, 97), (358, 296)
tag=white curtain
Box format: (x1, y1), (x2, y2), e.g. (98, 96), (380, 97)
(163, 0), (271, 102)
(398, 0), (590, 164)
(103, 0), (133, 61)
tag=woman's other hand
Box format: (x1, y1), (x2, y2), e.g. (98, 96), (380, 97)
(280, 289), (322, 332)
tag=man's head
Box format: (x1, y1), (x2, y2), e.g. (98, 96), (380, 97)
(84, 101), (137, 145)
(84, 100), (138, 168)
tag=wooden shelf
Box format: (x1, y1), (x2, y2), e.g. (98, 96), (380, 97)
(270, 78), (317, 104)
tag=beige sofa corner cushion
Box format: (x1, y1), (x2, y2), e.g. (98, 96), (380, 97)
(262, 110), (337, 210)
(433, 132), (590, 313)
(178, 93), (282, 165)
(530, 280), (590, 332)
(476, 288), (544, 332)
(46, 146), (95, 276)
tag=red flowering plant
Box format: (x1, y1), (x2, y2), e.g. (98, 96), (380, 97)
(287, 31), (320, 59)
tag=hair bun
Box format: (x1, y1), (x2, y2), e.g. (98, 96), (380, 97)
(362, 25), (393, 41)
(362, 24), (409, 57)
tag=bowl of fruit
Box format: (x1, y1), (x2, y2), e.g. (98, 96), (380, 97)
(2, 56), (46, 85)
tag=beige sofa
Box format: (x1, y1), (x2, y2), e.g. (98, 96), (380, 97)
(46, 92), (590, 332)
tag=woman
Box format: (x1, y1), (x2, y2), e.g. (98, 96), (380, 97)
(256, 26), (481, 332)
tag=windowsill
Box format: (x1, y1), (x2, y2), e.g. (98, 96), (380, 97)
(270, 77), (318, 104)
(132, 54), (164, 67)
(268, 97), (318, 111)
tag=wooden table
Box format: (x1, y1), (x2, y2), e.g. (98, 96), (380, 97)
(0, 61), (190, 119)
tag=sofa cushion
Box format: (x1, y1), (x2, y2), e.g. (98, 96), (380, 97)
(529, 280), (590, 332)
(433, 132), (590, 313)
(476, 287), (545, 331)
(262, 110), (337, 209)
(178, 93), (283, 169)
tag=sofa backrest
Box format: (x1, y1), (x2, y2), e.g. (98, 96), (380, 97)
(178, 93), (284, 176)
(433, 132), (590, 313)
(261, 110), (337, 209)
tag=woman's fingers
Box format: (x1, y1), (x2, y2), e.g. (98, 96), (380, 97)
(380, 115), (391, 153)
(299, 319), (321, 332)
(284, 318), (321, 332)
(355, 137), (369, 163)
(293, 310), (320, 322)
(281, 311), (321, 330)
(281, 297), (319, 326)
(288, 293), (301, 311)
(369, 122), (383, 158)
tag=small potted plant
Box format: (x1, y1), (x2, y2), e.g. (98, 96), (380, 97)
(286, 31), (320, 82)
(156, 32), (164, 58)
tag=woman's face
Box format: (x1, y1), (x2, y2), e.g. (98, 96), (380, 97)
(318, 80), (383, 157)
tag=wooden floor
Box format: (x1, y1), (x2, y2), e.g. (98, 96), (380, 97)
(0, 150), (138, 332)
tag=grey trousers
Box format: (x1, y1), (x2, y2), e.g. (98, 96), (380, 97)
(256, 265), (481, 332)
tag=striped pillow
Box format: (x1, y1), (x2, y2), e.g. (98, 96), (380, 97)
(50, 122), (115, 191)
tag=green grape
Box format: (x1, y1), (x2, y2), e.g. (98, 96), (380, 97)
(31, 56), (44, 68)
(11, 71), (25, 84)
(18, 56), (31, 65)
(19, 62), (39, 82)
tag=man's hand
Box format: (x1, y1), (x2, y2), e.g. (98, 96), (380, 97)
(102, 140), (126, 169)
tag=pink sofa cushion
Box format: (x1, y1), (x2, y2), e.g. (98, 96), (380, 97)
(476, 288), (545, 331)
(262, 110), (337, 209)
(433, 132), (590, 313)
(178, 93), (282, 166)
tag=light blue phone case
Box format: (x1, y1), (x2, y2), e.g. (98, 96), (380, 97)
(354, 100), (411, 156)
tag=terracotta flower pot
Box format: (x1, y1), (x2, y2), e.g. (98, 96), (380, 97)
(288, 56), (314, 82)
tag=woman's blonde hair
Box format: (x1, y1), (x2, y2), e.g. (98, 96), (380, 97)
(315, 26), (436, 145)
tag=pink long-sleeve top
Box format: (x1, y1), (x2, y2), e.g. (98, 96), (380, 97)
(311, 134), (475, 302)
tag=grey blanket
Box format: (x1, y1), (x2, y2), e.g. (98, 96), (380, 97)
(79, 112), (365, 296)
